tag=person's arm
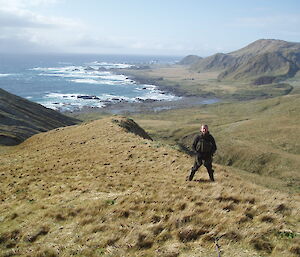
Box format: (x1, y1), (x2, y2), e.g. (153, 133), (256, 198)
(210, 135), (217, 154)
(192, 135), (199, 152)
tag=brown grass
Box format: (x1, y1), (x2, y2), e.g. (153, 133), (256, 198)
(0, 117), (299, 256)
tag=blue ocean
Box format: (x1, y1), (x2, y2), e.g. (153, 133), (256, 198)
(0, 54), (181, 112)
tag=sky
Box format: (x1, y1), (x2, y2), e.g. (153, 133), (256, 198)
(0, 0), (300, 56)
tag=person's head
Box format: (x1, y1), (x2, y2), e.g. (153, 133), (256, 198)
(200, 124), (209, 134)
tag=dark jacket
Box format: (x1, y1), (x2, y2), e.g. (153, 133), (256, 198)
(192, 132), (217, 157)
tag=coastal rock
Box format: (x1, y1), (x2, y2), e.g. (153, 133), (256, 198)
(135, 98), (158, 103)
(97, 67), (107, 71)
(84, 66), (95, 71)
(77, 95), (100, 100)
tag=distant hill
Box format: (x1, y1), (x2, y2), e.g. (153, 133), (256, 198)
(0, 88), (79, 145)
(185, 39), (300, 83)
(178, 55), (202, 65)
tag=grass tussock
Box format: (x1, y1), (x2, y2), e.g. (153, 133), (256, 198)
(0, 116), (299, 256)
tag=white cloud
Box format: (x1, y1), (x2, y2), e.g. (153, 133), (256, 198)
(0, 0), (61, 9)
(0, 0), (88, 53)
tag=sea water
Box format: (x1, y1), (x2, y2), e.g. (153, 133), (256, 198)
(0, 53), (182, 112)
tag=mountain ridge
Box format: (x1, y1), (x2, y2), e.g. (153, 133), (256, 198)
(186, 39), (300, 83)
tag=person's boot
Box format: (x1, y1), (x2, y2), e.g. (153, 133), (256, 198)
(188, 169), (196, 181)
(208, 169), (215, 181)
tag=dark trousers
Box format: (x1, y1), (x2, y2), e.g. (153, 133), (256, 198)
(189, 154), (214, 181)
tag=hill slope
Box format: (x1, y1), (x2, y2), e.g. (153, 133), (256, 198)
(0, 117), (299, 257)
(131, 94), (300, 193)
(0, 88), (79, 145)
(178, 55), (202, 65)
(189, 39), (300, 82)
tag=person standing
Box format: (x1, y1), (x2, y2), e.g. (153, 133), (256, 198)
(188, 124), (217, 181)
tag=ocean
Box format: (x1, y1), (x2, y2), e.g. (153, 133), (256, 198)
(0, 53), (182, 112)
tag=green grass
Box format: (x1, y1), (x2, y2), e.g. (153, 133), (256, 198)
(1, 117), (299, 257)
(68, 94), (300, 193)
(120, 66), (294, 100)
(129, 94), (300, 193)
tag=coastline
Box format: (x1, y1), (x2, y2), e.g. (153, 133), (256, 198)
(63, 68), (220, 115)
(64, 96), (219, 115)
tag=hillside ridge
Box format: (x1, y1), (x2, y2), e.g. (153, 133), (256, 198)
(1, 116), (299, 256)
(0, 88), (79, 145)
(187, 39), (300, 83)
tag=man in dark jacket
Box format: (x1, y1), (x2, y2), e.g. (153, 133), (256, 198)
(188, 124), (217, 181)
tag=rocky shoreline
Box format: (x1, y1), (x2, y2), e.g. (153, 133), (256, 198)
(61, 67), (220, 115)
(64, 96), (219, 115)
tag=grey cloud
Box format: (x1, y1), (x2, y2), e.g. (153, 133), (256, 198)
(0, 10), (55, 28)
(0, 35), (56, 53)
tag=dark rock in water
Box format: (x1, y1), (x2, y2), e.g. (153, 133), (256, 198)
(77, 95), (99, 100)
(135, 98), (158, 103)
(73, 68), (80, 71)
(112, 98), (120, 101)
(129, 65), (150, 70)
(144, 99), (158, 103)
(85, 66), (95, 71)
(53, 103), (60, 105)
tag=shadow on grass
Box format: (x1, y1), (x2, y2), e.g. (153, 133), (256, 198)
(194, 178), (212, 183)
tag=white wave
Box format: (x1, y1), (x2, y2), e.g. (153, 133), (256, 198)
(44, 93), (80, 99)
(85, 61), (133, 69)
(40, 73), (101, 79)
(32, 66), (78, 72)
(69, 79), (103, 84)
(0, 73), (13, 77)
(98, 74), (130, 81)
(40, 94), (106, 111)
(69, 78), (130, 85)
(138, 87), (181, 101)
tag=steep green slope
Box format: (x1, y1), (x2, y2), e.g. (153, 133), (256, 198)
(0, 88), (79, 145)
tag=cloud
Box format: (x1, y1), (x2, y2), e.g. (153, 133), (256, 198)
(0, 2), (80, 29)
(0, 0), (88, 53)
(0, 0), (61, 9)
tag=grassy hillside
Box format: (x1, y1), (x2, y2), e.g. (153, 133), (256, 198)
(178, 55), (202, 65)
(188, 39), (300, 83)
(0, 117), (299, 257)
(0, 88), (79, 146)
(121, 64), (294, 100)
(126, 94), (300, 193)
